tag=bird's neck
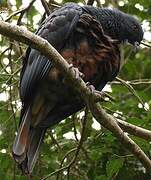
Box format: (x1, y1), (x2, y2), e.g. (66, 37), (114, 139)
(83, 6), (125, 43)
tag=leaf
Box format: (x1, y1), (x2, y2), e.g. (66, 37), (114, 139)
(106, 157), (124, 179)
(96, 175), (108, 180)
(90, 149), (102, 161)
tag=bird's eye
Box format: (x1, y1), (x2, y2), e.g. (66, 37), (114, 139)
(133, 25), (138, 31)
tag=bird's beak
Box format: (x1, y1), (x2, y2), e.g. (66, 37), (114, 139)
(134, 41), (140, 51)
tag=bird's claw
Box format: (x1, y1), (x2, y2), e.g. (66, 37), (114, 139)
(69, 64), (84, 79)
(94, 90), (105, 97)
(86, 82), (95, 94)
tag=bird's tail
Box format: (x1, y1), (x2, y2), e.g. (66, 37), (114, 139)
(12, 106), (46, 174)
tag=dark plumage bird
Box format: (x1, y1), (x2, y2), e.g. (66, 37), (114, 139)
(12, 3), (143, 174)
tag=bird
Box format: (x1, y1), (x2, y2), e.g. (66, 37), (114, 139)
(12, 2), (143, 174)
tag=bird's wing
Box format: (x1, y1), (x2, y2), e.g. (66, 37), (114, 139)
(13, 4), (84, 172)
(20, 3), (83, 103)
(38, 13), (121, 127)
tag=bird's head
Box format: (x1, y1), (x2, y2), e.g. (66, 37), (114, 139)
(97, 8), (144, 46)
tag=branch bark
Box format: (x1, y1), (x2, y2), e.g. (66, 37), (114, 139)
(0, 20), (151, 171)
(117, 119), (151, 141)
(41, 0), (51, 16)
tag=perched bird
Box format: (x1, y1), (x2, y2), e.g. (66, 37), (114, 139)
(12, 3), (143, 174)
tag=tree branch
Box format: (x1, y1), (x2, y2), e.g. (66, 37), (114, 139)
(116, 77), (146, 109)
(117, 119), (151, 141)
(5, 0), (36, 22)
(41, 0), (51, 16)
(0, 20), (151, 171)
(103, 106), (151, 141)
(89, 102), (151, 170)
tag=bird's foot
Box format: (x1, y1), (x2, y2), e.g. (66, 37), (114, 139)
(94, 90), (105, 97)
(86, 83), (105, 98)
(85, 82), (96, 106)
(69, 64), (84, 79)
(86, 82), (95, 94)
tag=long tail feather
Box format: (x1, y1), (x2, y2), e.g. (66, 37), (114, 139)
(13, 106), (31, 163)
(18, 128), (46, 174)
(27, 128), (46, 173)
(12, 105), (46, 174)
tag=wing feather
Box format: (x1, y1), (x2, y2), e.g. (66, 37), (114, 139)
(20, 4), (83, 102)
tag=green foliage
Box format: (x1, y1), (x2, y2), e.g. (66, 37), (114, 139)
(0, 0), (151, 179)
(106, 157), (124, 179)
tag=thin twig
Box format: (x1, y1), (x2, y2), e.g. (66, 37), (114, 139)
(72, 114), (79, 142)
(42, 165), (70, 180)
(43, 108), (88, 180)
(141, 42), (151, 48)
(130, 79), (151, 85)
(48, 130), (61, 150)
(0, 81), (18, 94)
(116, 77), (147, 110)
(56, 148), (77, 180)
(67, 108), (88, 177)
(0, 47), (10, 57)
(5, 0), (36, 22)
(8, 46), (18, 130)
(112, 79), (151, 85)
(41, 0), (51, 16)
